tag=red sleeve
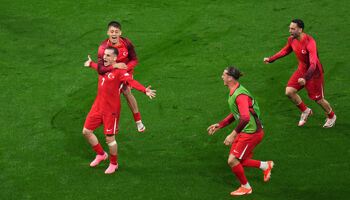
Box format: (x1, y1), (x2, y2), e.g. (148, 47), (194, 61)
(234, 94), (251, 133)
(269, 37), (293, 62)
(97, 40), (114, 75)
(119, 70), (146, 93)
(123, 38), (138, 71)
(304, 39), (318, 80)
(219, 113), (235, 128)
(89, 61), (98, 71)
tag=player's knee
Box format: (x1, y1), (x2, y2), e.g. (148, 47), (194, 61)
(82, 128), (93, 136)
(228, 156), (240, 167)
(106, 135), (116, 144)
(285, 89), (294, 97)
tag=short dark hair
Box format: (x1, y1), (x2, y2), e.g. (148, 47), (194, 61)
(226, 66), (243, 80)
(108, 21), (122, 30)
(105, 46), (119, 56)
(291, 19), (304, 30)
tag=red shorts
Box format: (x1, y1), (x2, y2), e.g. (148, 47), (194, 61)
(230, 130), (264, 161)
(84, 109), (120, 135)
(287, 70), (324, 101)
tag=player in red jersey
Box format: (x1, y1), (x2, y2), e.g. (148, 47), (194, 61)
(208, 67), (274, 196)
(82, 47), (156, 174)
(264, 19), (336, 128)
(91, 21), (146, 133)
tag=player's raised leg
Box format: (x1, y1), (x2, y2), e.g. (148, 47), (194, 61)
(316, 98), (336, 128)
(228, 155), (252, 196)
(105, 135), (118, 174)
(286, 87), (312, 126)
(83, 128), (108, 167)
(122, 85), (145, 132)
(241, 159), (274, 182)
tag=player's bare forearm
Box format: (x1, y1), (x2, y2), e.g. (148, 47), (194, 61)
(113, 63), (127, 69)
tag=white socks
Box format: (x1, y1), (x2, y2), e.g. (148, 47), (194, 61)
(242, 183), (251, 189)
(260, 161), (268, 170)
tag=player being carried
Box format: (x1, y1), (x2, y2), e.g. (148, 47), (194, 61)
(264, 19), (336, 128)
(82, 47), (156, 174)
(207, 67), (273, 196)
(87, 21), (146, 132)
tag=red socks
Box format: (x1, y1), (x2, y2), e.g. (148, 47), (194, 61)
(231, 164), (248, 185)
(133, 112), (141, 122)
(92, 143), (104, 155)
(327, 109), (335, 119)
(92, 143), (118, 165)
(241, 159), (261, 168)
(110, 154), (118, 165)
(297, 101), (307, 112)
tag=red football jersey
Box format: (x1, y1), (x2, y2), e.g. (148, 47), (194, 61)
(96, 37), (138, 75)
(269, 34), (324, 80)
(90, 68), (146, 114)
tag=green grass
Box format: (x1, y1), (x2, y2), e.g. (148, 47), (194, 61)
(1, 0), (350, 199)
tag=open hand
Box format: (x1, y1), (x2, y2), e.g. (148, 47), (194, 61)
(145, 86), (156, 99)
(207, 124), (220, 135)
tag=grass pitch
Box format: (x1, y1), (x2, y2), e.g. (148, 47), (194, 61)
(1, 0), (350, 199)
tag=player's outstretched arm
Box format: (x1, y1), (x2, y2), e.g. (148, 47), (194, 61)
(145, 86), (156, 99)
(121, 73), (156, 99)
(266, 38), (293, 63)
(84, 55), (98, 70)
(207, 124), (220, 135)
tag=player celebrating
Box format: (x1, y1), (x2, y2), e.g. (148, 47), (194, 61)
(82, 47), (156, 174)
(207, 67), (273, 196)
(264, 19), (336, 128)
(92, 21), (146, 132)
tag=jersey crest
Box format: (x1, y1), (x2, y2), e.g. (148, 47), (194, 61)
(107, 72), (115, 80)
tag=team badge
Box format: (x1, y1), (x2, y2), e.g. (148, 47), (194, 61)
(301, 49), (307, 54)
(108, 73), (115, 79)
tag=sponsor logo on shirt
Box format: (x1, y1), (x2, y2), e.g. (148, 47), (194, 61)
(124, 73), (129, 76)
(123, 52), (128, 56)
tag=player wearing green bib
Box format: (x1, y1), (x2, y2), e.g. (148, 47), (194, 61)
(208, 67), (274, 196)
(227, 84), (262, 134)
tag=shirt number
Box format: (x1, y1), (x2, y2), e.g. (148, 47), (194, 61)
(101, 77), (105, 86)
